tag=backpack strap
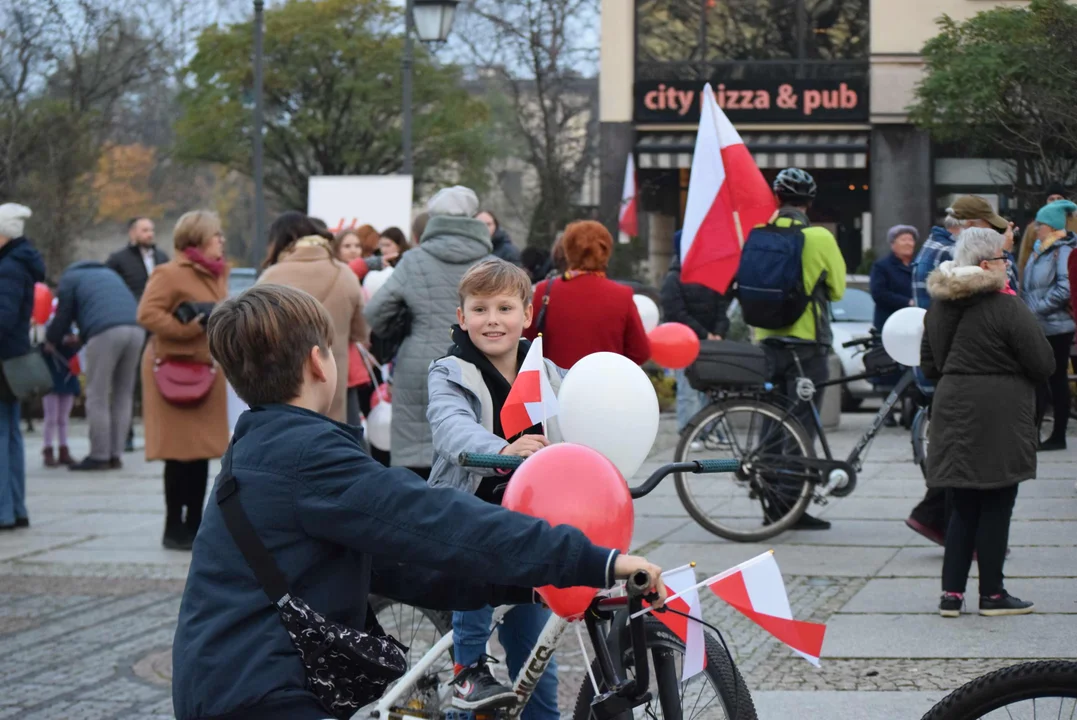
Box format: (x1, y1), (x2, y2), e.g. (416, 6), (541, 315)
(535, 278), (556, 335)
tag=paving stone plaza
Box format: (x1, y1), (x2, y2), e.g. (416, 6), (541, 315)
(1, 413), (1074, 719)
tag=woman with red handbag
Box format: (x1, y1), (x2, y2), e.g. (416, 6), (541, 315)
(137, 210), (229, 550)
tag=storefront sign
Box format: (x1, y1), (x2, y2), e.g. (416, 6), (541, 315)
(635, 79), (868, 123)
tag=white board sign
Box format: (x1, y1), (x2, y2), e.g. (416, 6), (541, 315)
(308, 175), (415, 241)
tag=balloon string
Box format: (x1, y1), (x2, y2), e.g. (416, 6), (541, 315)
(574, 621), (600, 695)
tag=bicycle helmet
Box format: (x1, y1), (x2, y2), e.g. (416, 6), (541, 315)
(773, 168), (817, 202)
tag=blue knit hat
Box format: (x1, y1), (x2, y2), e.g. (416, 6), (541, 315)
(1035, 200), (1077, 230)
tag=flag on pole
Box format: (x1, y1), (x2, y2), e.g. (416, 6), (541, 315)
(647, 565), (707, 682)
(706, 551), (826, 666)
(680, 83), (777, 294)
(500, 336), (559, 439)
(618, 153), (639, 243)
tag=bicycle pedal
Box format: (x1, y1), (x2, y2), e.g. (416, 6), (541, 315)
(813, 494), (829, 507)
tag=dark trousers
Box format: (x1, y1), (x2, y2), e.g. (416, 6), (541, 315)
(1036, 332), (1073, 440)
(349, 384), (391, 467)
(164, 459), (209, 536)
(942, 485), (1019, 596)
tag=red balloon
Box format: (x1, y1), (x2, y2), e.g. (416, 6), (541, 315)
(648, 322), (700, 369)
(32, 283), (53, 326)
(502, 443), (634, 619)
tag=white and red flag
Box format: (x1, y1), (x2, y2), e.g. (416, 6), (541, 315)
(500, 336), (559, 439)
(707, 551), (826, 665)
(647, 564), (707, 681)
(679, 83), (777, 294)
(618, 153), (639, 243)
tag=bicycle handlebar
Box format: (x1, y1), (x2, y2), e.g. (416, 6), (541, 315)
(457, 453), (740, 500)
(841, 336), (874, 349)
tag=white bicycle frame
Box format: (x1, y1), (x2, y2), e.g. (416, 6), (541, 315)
(370, 606), (571, 719)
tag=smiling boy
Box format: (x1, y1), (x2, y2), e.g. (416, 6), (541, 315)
(426, 259), (565, 716)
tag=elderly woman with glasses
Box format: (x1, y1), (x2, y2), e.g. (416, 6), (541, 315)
(922, 227), (1054, 619)
(1020, 199), (1077, 451)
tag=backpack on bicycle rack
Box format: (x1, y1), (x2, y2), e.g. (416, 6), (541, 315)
(685, 340), (768, 391)
(734, 223), (816, 329)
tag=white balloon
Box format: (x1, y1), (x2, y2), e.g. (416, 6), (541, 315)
(881, 307), (927, 367)
(558, 352), (660, 479)
(363, 267), (394, 299)
(367, 401), (392, 451)
(633, 294), (660, 333)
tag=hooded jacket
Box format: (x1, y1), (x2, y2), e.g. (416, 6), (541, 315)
(0, 237), (46, 362)
(364, 215), (494, 467)
(921, 262), (1054, 490)
(46, 261), (139, 347)
(1020, 232), (1076, 336)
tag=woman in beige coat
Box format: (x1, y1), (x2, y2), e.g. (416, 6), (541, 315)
(258, 212), (368, 423)
(137, 210), (229, 550)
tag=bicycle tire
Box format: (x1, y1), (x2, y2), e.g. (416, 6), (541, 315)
(911, 405), (930, 481)
(370, 596), (454, 713)
(571, 618), (757, 720)
(920, 660), (1077, 720)
(674, 399), (815, 542)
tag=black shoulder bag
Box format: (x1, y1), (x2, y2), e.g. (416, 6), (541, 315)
(534, 277), (557, 335)
(215, 443), (407, 719)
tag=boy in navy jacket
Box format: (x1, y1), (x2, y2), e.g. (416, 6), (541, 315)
(171, 283), (665, 720)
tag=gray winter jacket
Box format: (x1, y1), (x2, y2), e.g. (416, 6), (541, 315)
(46, 261), (140, 347)
(365, 216), (494, 467)
(1020, 234), (1076, 336)
(427, 355), (564, 494)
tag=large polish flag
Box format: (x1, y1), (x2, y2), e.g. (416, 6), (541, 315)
(500, 337), (559, 439)
(680, 84), (777, 294)
(707, 551), (826, 666)
(618, 153), (639, 243)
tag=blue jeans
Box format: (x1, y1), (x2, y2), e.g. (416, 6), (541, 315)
(453, 604), (559, 720)
(0, 401), (27, 526)
(675, 369), (707, 432)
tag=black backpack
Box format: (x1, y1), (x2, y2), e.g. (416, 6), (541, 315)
(735, 223), (816, 329)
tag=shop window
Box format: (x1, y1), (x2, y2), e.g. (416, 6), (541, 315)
(803, 0), (869, 60)
(636, 0), (704, 63)
(703, 0), (798, 61)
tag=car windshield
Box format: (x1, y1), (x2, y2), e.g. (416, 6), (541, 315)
(831, 288), (874, 322)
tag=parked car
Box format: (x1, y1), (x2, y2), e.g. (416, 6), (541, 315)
(830, 287), (877, 410)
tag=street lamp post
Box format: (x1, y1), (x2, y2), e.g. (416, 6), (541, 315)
(401, 0), (461, 177)
(252, 0), (266, 267)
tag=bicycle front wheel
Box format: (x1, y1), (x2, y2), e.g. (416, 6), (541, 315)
(920, 660), (1077, 720)
(571, 618), (757, 720)
(675, 399), (815, 542)
(370, 596), (454, 717)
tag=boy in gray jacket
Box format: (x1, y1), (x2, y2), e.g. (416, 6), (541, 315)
(427, 260), (564, 718)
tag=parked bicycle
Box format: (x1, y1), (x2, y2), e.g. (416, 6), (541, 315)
(920, 660), (1077, 720)
(368, 456), (757, 720)
(674, 334), (924, 542)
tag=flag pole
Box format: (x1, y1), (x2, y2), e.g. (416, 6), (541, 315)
(538, 333), (548, 438)
(629, 550), (774, 619)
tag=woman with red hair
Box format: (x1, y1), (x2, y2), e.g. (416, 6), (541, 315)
(524, 220), (650, 368)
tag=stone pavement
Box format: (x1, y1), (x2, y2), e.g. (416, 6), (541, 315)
(1, 412), (1075, 719)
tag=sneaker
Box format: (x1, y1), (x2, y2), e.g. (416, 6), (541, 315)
(68, 457), (112, 472)
(979, 592), (1034, 616)
(452, 659), (517, 711)
(905, 517), (945, 546)
(939, 593), (963, 618)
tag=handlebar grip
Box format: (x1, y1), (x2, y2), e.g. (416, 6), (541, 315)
(696, 458), (741, 473)
(457, 452), (523, 470)
(841, 338), (867, 348)
(626, 569), (652, 598)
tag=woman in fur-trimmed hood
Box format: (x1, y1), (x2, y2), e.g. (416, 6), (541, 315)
(921, 227), (1054, 617)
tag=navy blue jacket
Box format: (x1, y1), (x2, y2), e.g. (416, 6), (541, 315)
(46, 261), (138, 347)
(172, 404), (617, 720)
(870, 252), (913, 330)
(0, 237), (46, 361)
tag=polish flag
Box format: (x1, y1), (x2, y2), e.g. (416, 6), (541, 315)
(618, 153), (639, 243)
(646, 565), (707, 681)
(680, 83), (777, 294)
(500, 337), (559, 439)
(706, 551), (826, 666)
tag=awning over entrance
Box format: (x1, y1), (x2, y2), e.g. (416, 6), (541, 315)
(636, 132), (869, 170)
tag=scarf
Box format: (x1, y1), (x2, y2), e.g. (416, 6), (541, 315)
(562, 269), (606, 281)
(184, 247), (225, 278)
(446, 325), (541, 441)
(294, 235), (333, 252)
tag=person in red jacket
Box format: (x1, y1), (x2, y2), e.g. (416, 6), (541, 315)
(524, 220), (651, 368)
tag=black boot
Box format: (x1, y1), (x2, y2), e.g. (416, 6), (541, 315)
(183, 467), (209, 542)
(163, 464), (192, 551)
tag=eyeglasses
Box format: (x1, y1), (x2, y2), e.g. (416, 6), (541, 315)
(985, 256), (1012, 266)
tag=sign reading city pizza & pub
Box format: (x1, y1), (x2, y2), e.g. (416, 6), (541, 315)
(634, 79), (868, 123)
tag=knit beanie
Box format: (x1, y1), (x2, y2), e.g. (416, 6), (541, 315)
(1035, 200), (1077, 231)
(1045, 182), (1068, 200)
(887, 224), (920, 244)
(0, 203), (31, 239)
(426, 186), (479, 217)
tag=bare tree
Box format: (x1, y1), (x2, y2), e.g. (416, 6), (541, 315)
(455, 0), (599, 249)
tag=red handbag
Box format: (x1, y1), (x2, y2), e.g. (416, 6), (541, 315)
(153, 358), (216, 406)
